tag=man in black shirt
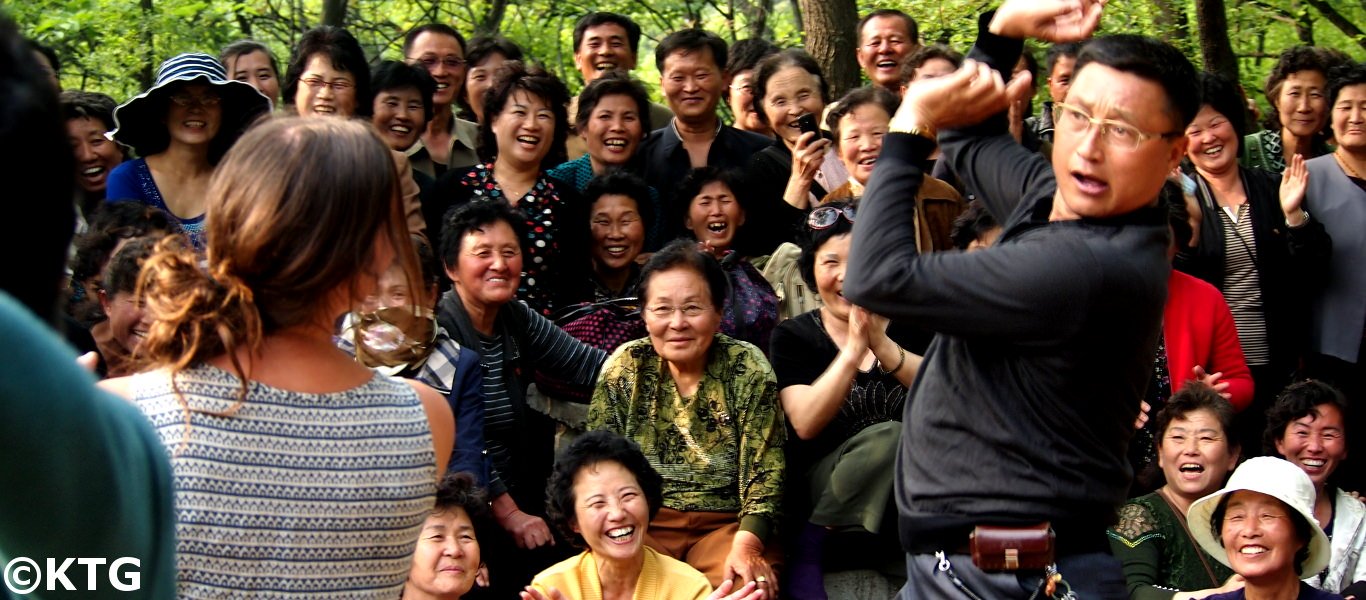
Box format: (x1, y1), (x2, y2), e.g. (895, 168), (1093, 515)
(844, 0), (1198, 598)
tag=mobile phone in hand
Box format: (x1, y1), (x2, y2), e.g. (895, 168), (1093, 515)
(796, 113), (820, 139)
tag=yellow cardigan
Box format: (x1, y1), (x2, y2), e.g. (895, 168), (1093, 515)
(530, 546), (712, 600)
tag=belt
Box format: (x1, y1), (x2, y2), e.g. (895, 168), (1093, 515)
(905, 524), (1109, 558)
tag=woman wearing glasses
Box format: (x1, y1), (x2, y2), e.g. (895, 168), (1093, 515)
(106, 53), (270, 248)
(768, 201), (920, 599)
(587, 239), (785, 597)
(282, 26), (430, 241)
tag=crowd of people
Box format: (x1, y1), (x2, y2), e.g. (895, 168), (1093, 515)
(3, 0), (1365, 598)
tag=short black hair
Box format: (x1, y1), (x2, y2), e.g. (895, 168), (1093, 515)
(1328, 62), (1366, 123)
(725, 38), (780, 75)
(798, 200), (855, 290)
(545, 429), (664, 548)
(900, 44), (963, 86)
(402, 24), (467, 57)
(1154, 381), (1238, 450)
(60, 90), (118, 132)
(1074, 35), (1199, 131)
(949, 199), (998, 251)
(220, 40), (279, 79)
(575, 70), (652, 132)
(1263, 379), (1350, 456)
(583, 171), (653, 230)
(1045, 42), (1083, 75)
(751, 49), (829, 126)
(284, 26), (372, 116)
(1018, 45), (1041, 82)
(1210, 492), (1314, 575)
(857, 9), (919, 45)
(573, 12), (642, 56)
(654, 29), (727, 74)
(1197, 71), (1250, 140)
(102, 236), (158, 296)
(409, 234), (441, 292)
(371, 60), (437, 123)
(825, 85), (899, 143)
(639, 238), (729, 311)
(71, 203), (180, 289)
(432, 471), (496, 549)
(466, 35), (523, 68)
(1261, 46), (1341, 132)
(476, 60), (571, 170)
(676, 166), (747, 235)
(439, 200), (529, 271)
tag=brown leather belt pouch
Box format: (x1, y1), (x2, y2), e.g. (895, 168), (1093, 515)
(969, 523), (1055, 571)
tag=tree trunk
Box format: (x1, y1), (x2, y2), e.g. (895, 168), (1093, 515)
(321, 0), (346, 27)
(740, 0), (773, 40)
(1195, 0), (1238, 82)
(797, 0), (858, 97)
(139, 0), (154, 90)
(476, 0), (510, 35)
(1304, 0), (1366, 53)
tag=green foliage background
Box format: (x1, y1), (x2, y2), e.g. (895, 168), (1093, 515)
(8, 0), (1366, 117)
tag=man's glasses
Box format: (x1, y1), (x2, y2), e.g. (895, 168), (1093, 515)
(808, 205), (856, 229)
(1054, 102), (1181, 151)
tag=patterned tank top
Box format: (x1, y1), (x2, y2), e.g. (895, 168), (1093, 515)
(130, 364), (437, 598)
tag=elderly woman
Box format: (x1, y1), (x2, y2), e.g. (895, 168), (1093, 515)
(430, 61), (582, 318)
(1187, 457), (1336, 600)
(284, 26), (428, 241)
(743, 49), (848, 256)
(93, 237), (159, 377)
(461, 36), (523, 124)
(436, 200), (607, 595)
(528, 429), (713, 600)
(679, 168), (778, 352)
(821, 86), (963, 251)
(1264, 381), (1364, 594)
(582, 172), (652, 302)
(587, 240), (785, 596)
(403, 472), (495, 600)
(1304, 63), (1366, 434)
(106, 53), (270, 248)
(370, 60), (436, 153)
(768, 201), (920, 599)
(1242, 47), (1338, 173)
(1109, 383), (1244, 600)
(1176, 71), (1332, 456)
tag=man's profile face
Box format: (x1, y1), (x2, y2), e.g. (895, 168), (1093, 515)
(1050, 63), (1187, 219)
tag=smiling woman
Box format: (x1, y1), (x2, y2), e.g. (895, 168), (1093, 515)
(105, 53), (270, 249)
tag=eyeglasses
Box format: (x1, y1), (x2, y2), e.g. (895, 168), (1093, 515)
(646, 304), (712, 318)
(1054, 102), (1181, 151)
(410, 56), (467, 70)
(300, 77), (355, 92)
(730, 83), (754, 94)
(808, 205), (856, 229)
(168, 92), (221, 108)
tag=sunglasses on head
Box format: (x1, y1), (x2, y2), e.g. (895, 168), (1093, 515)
(807, 205), (856, 230)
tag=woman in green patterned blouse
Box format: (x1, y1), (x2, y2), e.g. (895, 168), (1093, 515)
(587, 239), (785, 598)
(1109, 382), (1245, 599)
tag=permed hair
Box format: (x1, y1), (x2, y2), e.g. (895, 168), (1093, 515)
(370, 60), (437, 123)
(751, 49), (830, 127)
(575, 70), (652, 133)
(1260, 46), (1339, 133)
(1263, 379), (1350, 456)
(825, 85), (899, 144)
(1153, 380), (1238, 451)
(900, 44), (964, 86)
(476, 60), (571, 170)
(283, 26), (372, 117)
(639, 238), (729, 311)
(60, 90), (118, 131)
(544, 429), (664, 548)
(439, 199), (529, 272)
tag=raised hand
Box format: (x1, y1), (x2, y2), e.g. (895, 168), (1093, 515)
(1280, 153), (1309, 224)
(989, 0), (1105, 42)
(1193, 365), (1232, 400)
(894, 60), (1035, 133)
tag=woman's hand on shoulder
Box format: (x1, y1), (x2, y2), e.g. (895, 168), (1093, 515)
(500, 509), (555, 549)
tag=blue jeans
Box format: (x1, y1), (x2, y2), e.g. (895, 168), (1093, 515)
(898, 551), (1128, 599)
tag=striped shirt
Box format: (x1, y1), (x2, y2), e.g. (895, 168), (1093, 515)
(1219, 204), (1271, 365)
(131, 364), (436, 598)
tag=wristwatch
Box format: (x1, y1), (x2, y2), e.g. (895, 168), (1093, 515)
(1287, 208), (1310, 228)
(891, 123), (937, 142)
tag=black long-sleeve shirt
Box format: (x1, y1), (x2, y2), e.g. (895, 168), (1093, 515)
(843, 16), (1171, 552)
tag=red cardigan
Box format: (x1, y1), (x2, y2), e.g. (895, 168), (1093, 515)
(1164, 270), (1255, 411)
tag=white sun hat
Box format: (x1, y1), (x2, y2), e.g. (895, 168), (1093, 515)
(1186, 456), (1331, 577)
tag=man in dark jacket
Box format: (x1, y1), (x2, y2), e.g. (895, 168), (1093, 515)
(843, 0), (1198, 598)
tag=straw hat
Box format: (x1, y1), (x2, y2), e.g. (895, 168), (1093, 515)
(1186, 456), (1331, 577)
(111, 53), (270, 157)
